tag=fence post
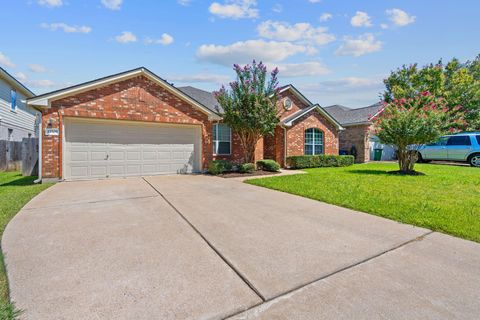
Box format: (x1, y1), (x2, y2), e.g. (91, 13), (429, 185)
(22, 138), (39, 176)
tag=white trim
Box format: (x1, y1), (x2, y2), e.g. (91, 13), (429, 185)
(62, 117), (203, 180)
(27, 68), (221, 120)
(34, 120), (43, 183)
(283, 104), (344, 130)
(342, 121), (372, 127)
(212, 123), (231, 156)
(276, 85), (312, 106)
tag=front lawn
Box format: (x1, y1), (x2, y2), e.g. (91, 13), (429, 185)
(247, 163), (480, 243)
(0, 172), (52, 319)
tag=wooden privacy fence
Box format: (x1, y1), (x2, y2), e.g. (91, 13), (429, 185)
(0, 138), (39, 176)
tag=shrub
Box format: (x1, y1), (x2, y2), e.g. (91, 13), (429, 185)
(208, 160), (233, 175)
(286, 155), (354, 169)
(256, 159), (280, 172)
(239, 163), (255, 173)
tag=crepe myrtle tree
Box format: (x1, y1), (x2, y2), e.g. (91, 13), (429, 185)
(371, 92), (465, 174)
(215, 60), (280, 163)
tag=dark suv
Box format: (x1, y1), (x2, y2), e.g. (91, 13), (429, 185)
(418, 133), (480, 167)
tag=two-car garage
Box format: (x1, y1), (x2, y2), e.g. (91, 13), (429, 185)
(64, 118), (202, 181)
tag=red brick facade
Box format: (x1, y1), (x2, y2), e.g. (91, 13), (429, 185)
(338, 124), (371, 163)
(263, 89), (340, 166)
(39, 76), (341, 179)
(41, 76), (214, 178)
(285, 112), (339, 157)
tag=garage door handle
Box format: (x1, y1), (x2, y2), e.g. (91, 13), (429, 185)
(105, 154), (109, 160)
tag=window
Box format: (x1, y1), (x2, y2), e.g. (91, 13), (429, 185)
(427, 136), (448, 146)
(10, 89), (17, 111)
(476, 135), (480, 145)
(213, 123), (231, 155)
(304, 128), (324, 155)
(447, 136), (471, 146)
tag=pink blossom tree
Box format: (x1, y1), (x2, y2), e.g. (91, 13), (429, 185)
(371, 92), (464, 174)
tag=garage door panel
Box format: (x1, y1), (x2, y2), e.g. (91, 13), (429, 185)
(109, 165), (125, 176)
(70, 151), (88, 162)
(91, 151), (108, 161)
(109, 151), (125, 161)
(90, 166), (108, 177)
(64, 119), (201, 180)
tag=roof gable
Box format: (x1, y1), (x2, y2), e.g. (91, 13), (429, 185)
(0, 67), (34, 97)
(282, 104), (344, 130)
(27, 67), (221, 120)
(277, 84), (312, 106)
(324, 103), (383, 126)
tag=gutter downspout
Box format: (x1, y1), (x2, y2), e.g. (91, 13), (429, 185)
(34, 118), (42, 184)
(282, 125), (287, 168)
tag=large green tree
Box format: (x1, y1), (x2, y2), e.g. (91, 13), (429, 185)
(372, 92), (458, 174)
(383, 55), (480, 130)
(215, 61), (280, 163)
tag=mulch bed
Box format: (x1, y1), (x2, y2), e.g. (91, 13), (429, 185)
(387, 170), (426, 176)
(217, 170), (280, 178)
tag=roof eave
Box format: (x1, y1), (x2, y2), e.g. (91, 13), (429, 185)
(27, 67), (221, 119)
(282, 104), (344, 130)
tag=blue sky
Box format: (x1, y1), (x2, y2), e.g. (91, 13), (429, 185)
(1, 0), (479, 107)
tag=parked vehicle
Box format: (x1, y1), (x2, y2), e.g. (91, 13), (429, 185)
(418, 133), (480, 167)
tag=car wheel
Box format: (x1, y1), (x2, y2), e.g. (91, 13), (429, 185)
(469, 153), (480, 167)
(417, 152), (424, 163)
(417, 152), (431, 163)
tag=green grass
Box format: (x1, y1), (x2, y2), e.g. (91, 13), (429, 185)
(247, 163), (480, 243)
(0, 172), (52, 319)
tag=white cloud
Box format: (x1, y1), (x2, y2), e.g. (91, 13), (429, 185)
(38, 0), (63, 7)
(351, 11), (372, 27)
(386, 8), (416, 26)
(335, 33), (382, 57)
(0, 52), (15, 68)
(209, 0), (259, 19)
(319, 13), (332, 22)
(14, 72), (56, 89)
(177, 0), (191, 5)
(272, 3), (282, 13)
(115, 31), (137, 43)
(145, 33), (174, 45)
(380, 23), (388, 29)
(301, 77), (384, 107)
(28, 64), (48, 73)
(271, 61), (330, 77)
(197, 40), (310, 66)
(308, 0), (321, 3)
(257, 20), (335, 46)
(169, 74), (231, 84)
(101, 0), (122, 10)
(40, 22), (92, 33)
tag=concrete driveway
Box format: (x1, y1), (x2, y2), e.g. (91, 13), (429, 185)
(3, 175), (480, 319)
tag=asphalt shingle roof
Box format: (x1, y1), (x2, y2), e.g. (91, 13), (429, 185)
(324, 103), (383, 125)
(177, 86), (223, 114)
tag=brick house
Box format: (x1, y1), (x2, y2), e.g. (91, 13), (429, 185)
(324, 104), (395, 163)
(27, 67), (343, 181)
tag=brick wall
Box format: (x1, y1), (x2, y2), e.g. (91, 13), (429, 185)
(277, 90), (309, 120)
(41, 75), (214, 178)
(338, 124), (371, 163)
(286, 112), (339, 157)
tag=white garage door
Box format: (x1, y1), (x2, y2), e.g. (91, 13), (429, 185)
(64, 118), (202, 180)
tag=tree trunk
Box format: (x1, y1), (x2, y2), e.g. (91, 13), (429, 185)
(238, 130), (261, 164)
(397, 146), (417, 173)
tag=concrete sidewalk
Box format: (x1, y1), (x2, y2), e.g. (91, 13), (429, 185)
(3, 175), (480, 319)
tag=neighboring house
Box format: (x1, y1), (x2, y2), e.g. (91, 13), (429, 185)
(0, 67), (38, 141)
(27, 67), (343, 181)
(324, 104), (396, 162)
